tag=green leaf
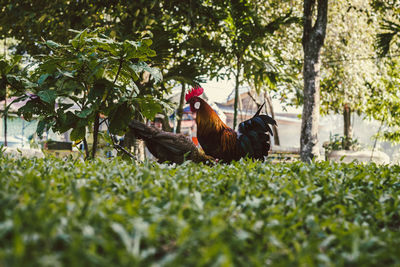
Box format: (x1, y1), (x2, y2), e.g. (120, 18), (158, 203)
(57, 68), (74, 78)
(46, 40), (61, 49)
(38, 90), (57, 104)
(38, 74), (50, 85)
(142, 38), (153, 47)
(76, 108), (93, 118)
(18, 99), (42, 120)
(88, 78), (113, 101)
(70, 126), (86, 141)
(130, 62), (162, 83)
(137, 97), (163, 120)
(108, 102), (134, 134)
(36, 120), (47, 137)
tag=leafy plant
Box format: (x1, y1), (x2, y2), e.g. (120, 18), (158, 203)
(0, 156), (400, 266)
(14, 28), (165, 158)
(323, 133), (361, 154)
(0, 54), (24, 100)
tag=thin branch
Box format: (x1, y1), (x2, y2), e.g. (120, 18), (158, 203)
(104, 119), (138, 161)
(113, 57), (124, 84)
(371, 119), (384, 162)
(114, 143), (137, 160)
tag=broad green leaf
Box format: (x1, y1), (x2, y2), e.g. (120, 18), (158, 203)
(46, 40), (61, 49)
(76, 108), (93, 118)
(38, 90), (57, 104)
(108, 102), (134, 134)
(57, 68), (74, 78)
(36, 120), (47, 137)
(70, 126), (86, 141)
(142, 38), (153, 47)
(38, 74), (50, 85)
(137, 97), (163, 120)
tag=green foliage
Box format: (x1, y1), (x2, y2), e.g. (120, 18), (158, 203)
(0, 54), (23, 100)
(373, 0), (400, 57)
(0, 1), (161, 55)
(1, 156), (400, 266)
(15, 29), (164, 142)
(0, 1), (220, 91)
(320, 0), (379, 116)
(365, 58), (400, 143)
(323, 134), (361, 154)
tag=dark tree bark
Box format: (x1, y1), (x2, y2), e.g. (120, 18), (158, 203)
(343, 104), (352, 150)
(176, 83), (186, 133)
(3, 90), (7, 147)
(3, 39), (6, 147)
(83, 137), (90, 159)
(300, 0), (328, 162)
(91, 112), (100, 158)
(233, 56), (241, 130)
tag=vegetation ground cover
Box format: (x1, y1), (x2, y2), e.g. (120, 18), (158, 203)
(0, 154), (399, 266)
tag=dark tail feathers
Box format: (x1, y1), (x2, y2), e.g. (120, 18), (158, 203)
(237, 111), (277, 160)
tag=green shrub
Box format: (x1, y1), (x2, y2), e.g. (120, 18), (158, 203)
(0, 155), (399, 266)
(323, 133), (361, 154)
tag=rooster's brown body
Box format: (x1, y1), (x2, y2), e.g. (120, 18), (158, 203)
(129, 120), (214, 164)
(186, 88), (277, 162)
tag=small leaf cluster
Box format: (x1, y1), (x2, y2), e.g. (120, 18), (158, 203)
(16, 28), (165, 141)
(0, 55), (25, 100)
(323, 134), (361, 154)
(0, 155), (399, 266)
(365, 58), (400, 143)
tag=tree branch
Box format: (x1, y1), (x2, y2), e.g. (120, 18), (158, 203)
(113, 57), (124, 84)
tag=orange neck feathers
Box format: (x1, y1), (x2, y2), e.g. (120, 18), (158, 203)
(195, 98), (229, 134)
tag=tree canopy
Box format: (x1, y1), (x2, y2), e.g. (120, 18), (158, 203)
(1, 0), (400, 159)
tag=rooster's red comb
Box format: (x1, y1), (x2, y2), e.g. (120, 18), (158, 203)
(185, 87), (204, 102)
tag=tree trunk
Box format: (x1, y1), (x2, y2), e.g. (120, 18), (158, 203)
(3, 90), (7, 147)
(176, 83), (186, 133)
(343, 104), (352, 150)
(91, 112), (100, 158)
(233, 58), (241, 129)
(83, 137), (89, 159)
(3, 39), (6, 146)
(300, 0), (328, 162)
(264, 91), (280, 146)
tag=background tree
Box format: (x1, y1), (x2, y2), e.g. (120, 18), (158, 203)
(320, 0), (380, 149)
(365, 0), (400, 145)
(365, 58), (400, 144)
(204, 0), (299, 129)
(16, 29), (163, 159)
(0, 54), (24, 146)
(242, 0), (303, 145)
(372, 0), (400, 57)
(0, 0), (221, 96)
(0, 0), (227, 155)
(301, 0), (328, 162)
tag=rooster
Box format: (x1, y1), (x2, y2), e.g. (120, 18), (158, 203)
(129, 120), (215, 164)
(186, 87), (277, 162)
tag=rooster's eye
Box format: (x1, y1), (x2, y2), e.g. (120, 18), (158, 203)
(194, 102), (201, 109)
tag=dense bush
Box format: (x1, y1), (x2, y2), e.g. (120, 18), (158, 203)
(0, 154), (399, 266)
